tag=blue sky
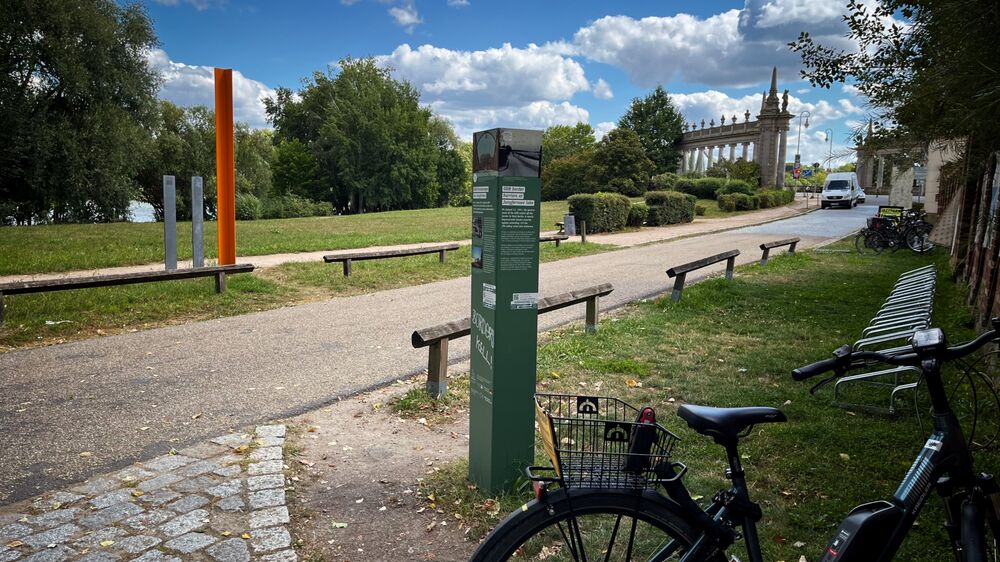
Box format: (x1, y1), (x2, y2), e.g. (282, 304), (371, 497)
(143, 0), (871, 165)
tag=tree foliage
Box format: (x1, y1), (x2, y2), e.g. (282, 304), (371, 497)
(618, 86), (686, 175)
(541, 123), (596, 169)
(790, 0), (1000, 162)
(0, 0), (159, 223)
(593, 128), (655, 194)
(265, 58), (466, 213)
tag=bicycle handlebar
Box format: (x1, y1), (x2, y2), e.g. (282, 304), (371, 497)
(791, 328), (999, 382)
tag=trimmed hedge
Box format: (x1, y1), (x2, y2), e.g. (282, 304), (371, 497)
(568, 192), (631, 233)
(718, 193), (736, 212)
(627, 202), (648, 227)
(674, 177), (725, 199)
(644, 190), (696, 226)
(757, 189), (795, 208)
(650, 172), (679, 191)
(695, 204), (706, 216)
(718, 180), (754, 196)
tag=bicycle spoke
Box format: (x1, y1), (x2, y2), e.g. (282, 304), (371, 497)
(603, 515), (623, 562)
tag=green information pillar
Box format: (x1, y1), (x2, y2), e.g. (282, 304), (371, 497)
(469, 128), (543, 492)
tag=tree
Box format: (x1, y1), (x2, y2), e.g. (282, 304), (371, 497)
(618, 86), (686, 175)
(272, 139), (323, 200)
(541, 151), (604, 201)
(790, 0), (1000, 164)
(265, 58), (448, 213)
(542, 123), (596, 169)
(235, 125), (274, 199)
(593, 128), (655, 195)
(0, 0), (160, 223)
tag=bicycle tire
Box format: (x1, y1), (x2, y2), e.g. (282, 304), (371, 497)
(905, 224), (935, 253)
(855, 230), (884, 255)
(469, 488), (728, 562)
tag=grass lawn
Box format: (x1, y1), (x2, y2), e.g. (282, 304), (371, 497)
(0, 201), (571, 275)
(406, 243), (994, 561)
(0, 241), (611, 351)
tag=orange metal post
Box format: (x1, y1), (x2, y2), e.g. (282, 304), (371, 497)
(214, 68), (236, 265)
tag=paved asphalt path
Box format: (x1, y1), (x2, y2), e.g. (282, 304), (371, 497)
(0, 200), (882, 505)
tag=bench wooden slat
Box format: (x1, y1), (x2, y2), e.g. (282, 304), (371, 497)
(323, 243), (460, 263)
(759, 237), (800, 250)
(666, 250), (740, 278)
(539, 235), (570, 242)
(0, 264), (255, 295)
(537, 283), (613, 314)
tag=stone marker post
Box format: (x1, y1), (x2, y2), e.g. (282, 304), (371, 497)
(192, 176), (205, 268)
(469, 128), (543, 493)
(163, 175), (177, 270)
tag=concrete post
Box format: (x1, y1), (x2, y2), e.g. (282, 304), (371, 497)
(729, 144), (736, 162)
(163, 176), (177, 271)
(707, 146), (715, 170)
(696, 147), (705, 173)
(742, 143), (749, 160)
(191, 176), (204, 268)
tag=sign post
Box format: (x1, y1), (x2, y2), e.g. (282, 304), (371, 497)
(468, 128), (543, 493)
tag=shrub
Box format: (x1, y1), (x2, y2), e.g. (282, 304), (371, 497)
(262, 194), (332, 219)
(235, 192), (262, 221)
(649, 172), (679, 191)
(644, 190), (696, 226)
(568, 192), (631, 233)
(749, 195), (760, 209)
(718, 180), (754, 196)
(717, 194), (737, 212)
(627, 202), (648, 227)
(608, 177), (642, 197)
(732, 193), (754, 211)
(673, 178), (697, 196)
(695, 204), (706, 216)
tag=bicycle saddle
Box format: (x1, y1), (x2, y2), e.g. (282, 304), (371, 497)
(677, 404), (787, 444)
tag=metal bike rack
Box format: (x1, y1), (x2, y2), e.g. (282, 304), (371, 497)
(832, 265), (936, 414)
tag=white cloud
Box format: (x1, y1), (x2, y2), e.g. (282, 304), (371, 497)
(594, 121), (616, 141)
(841, 83), (861, 95)
(428, 100), (589, 141)
(563, 1), (857, 88)
(447, 0), (469, 6)
(146, 49), (276, 128)
(378, 43), (590, 107)
(389, 2), (422, 32)
(592, 78), (613, 100)
(153, 0), (218, 10)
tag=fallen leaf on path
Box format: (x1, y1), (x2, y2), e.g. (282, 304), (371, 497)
(131, 490), (144, 498)
(191, 413), (202, 420)
(839, 453), (850, 461)
(241, 533), (251, 539)
(99, 540), (115, 547)
(331, 522), (348, 529)
(79, 452), (93, 458)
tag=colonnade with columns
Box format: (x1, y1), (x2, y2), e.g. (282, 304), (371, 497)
(678, 142), (755, 174)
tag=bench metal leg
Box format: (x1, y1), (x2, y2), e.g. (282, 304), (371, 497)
(586, 295), (599, 333)
(760, 248), (771, 266)
(427, 339), (449, 398)
(439, 250), (446, 263)
(343, 259), (352, 277)
(671, 273), (686, 302)
(789, 241), (797, 254)
(215, 272), (226, 293)
(555, 239), (561, 248)
(725, 257), (735, 280)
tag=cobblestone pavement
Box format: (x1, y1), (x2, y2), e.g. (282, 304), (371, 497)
(0, 425), (295, 562)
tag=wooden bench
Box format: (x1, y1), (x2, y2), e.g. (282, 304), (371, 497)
(666, 249), (740, 302)
(759, 238), (800, 265)
(539, 234), (570, 247)
(0, 264), (255, 323)
(411, 283), (614, 397)
(323, 243), (460, 276)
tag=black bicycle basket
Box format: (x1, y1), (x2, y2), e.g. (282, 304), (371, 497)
(533, 393), (681, 490)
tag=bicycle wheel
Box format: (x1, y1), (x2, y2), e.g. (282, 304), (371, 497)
(905, 224), (935, 253)
(855, 230), (885, 255)
(469, 489), (728, 562)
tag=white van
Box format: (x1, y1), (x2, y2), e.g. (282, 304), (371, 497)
(820, 172), (861, 209)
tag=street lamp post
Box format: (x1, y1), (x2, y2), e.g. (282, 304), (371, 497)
(824, 129), (834, 171)
(795, 111), (811, 162)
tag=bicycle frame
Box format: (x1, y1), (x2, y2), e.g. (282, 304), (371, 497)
(673, 355), (1000, 562)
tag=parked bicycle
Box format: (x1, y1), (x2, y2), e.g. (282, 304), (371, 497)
(470, 320), (1000, 561)
(856, 209), (934, 255)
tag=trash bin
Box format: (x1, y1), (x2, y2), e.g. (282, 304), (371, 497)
(564, 214), (576, 236)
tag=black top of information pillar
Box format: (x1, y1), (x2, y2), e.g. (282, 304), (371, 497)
(472, 128), (542, 178)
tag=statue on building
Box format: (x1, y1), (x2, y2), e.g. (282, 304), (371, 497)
(781, 89), (789, 112)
